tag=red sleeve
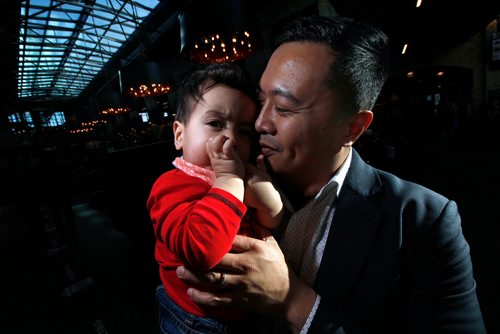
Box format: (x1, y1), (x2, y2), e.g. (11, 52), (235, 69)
(147, 169), (247, 270)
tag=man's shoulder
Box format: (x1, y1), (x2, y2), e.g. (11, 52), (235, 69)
(349, 150), (448, 204)
(375, 168), (448, 204)
(347, 151), (451, 219)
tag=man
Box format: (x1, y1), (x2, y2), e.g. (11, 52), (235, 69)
(176, 15), (486, 333)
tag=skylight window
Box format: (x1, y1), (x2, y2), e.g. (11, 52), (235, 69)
(18, 0), (161, 99)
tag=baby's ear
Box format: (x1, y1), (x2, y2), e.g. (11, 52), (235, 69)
(173, 121), (184, 151)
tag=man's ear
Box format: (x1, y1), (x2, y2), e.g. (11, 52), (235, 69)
(173, 121), (184, 151)
(344, 110), (373, 146)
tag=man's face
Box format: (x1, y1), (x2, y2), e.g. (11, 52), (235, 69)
(256, 42), (350, 193)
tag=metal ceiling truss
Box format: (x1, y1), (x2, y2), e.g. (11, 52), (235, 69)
(18, 0), (161, 100)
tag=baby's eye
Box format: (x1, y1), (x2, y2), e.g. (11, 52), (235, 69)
(207, 120), (223, 128)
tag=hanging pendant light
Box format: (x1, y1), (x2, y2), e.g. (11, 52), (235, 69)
(120, 60), (175, 98)
(179, 0), (263, 64)
(96, 84), (131, 116)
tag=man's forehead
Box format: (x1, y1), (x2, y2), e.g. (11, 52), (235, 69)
(259, 47), (332, 100)
(257, 84), (301, 105)
(272, 41), (333, 61)
(265, 43), (332, 78)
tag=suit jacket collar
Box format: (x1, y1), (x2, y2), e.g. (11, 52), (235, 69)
(314, 149), (383, 308)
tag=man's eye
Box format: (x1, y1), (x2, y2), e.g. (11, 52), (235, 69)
(275, 107), (290, 113)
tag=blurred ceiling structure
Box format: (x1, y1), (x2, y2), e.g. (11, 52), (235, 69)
(0, 0), (499, 114)
(0, 0), (181, 107)
(17, 0), (161, 99)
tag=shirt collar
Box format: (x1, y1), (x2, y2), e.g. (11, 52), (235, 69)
(172, 156), (215, 185)
(281, 148), (353, 211)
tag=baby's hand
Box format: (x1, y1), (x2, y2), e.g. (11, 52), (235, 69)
(245, 155), (283, 229)
(206, 135), (245, 179)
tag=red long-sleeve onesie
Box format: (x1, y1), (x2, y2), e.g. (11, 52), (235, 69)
(147, 165), (252, 319)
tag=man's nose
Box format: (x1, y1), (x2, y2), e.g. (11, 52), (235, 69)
(255, 104), (274, 134)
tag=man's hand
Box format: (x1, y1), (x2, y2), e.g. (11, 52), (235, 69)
(176, 231), (317, 333)
(177, 231), (290, 312)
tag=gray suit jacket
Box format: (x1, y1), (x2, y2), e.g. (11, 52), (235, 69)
(308, 150), (485, 333)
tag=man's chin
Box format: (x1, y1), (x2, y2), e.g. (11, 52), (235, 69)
(266, 159), (290, 177)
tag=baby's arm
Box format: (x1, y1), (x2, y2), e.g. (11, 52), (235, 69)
(206, 135), (245, 202)
(244, 155), (283, 229)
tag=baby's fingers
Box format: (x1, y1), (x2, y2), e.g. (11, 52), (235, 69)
(221, 137), (237, 159)
(255, 154), (267, 172)
(206, 135), (228, 156)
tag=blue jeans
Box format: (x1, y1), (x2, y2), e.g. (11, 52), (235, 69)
(156, 285), (230, 334)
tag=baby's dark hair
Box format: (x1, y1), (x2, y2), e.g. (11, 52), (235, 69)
(175, 63), (257, 124)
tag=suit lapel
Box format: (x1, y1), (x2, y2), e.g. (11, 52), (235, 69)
(314, 150), (383, 309)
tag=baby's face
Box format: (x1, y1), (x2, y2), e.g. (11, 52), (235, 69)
(174, 85), (256, 170)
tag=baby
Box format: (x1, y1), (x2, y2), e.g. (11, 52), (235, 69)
(147, 63), (283, 334)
